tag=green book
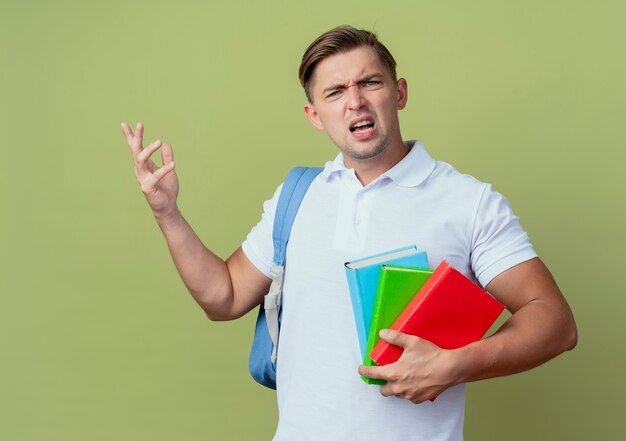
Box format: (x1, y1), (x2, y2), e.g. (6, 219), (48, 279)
(361, 265), (433, 384)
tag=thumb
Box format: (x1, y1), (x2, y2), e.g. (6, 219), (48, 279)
(161, 143), (174, 164)
(379, 329), (414, 348)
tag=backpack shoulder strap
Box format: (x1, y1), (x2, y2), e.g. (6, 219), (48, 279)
(264, 166), (323, 364)
(272, 166), (324, 266)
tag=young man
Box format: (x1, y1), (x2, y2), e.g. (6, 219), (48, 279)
(122, 26), (576, 441)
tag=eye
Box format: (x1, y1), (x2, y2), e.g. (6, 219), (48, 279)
(325, 89), (343, 100)
(365, 80), (381, 87)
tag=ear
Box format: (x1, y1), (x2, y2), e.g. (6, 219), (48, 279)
(396, 78), (408, 110)
(304, 103), (325, 131)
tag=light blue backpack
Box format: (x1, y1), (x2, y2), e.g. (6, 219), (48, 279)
(248, 167), (323, 389)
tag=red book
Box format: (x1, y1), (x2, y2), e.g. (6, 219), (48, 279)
(369, 261), (505, 366)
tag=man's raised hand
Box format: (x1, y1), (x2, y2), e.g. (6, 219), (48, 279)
(121, 122), (179, 218)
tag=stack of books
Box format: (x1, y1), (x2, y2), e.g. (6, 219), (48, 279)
(344, 245), (505, 385)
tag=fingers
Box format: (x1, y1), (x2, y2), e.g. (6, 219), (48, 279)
(379, 382), (397, 398)
(121, 122), (173, 167)
(379, 379), (437, 403)
(137, 139), (163, 165)
(121, 122), (176, 188)
(152, 160), (175, 181)
(135, 142), (175, 184)
(132, 121), (144, 152)
(121, 121), (145, 158)
(358, 365), (412, 400)
(161, 141), (174, 164)
(358, 364), (389, 382)
(141, 161), (176, 192)
(120, 121), (143, 152)
(379, 329), (414, 349)
(120, 122), (135, 148)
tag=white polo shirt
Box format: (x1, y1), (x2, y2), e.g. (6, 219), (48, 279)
(242, 141), (537, 441)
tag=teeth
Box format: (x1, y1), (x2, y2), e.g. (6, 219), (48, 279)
(352, 120), (373, 129)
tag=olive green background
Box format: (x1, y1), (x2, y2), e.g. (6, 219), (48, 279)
(1, 0), (624, 439)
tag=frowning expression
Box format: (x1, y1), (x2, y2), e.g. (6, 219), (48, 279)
(304, 46), (408, 165)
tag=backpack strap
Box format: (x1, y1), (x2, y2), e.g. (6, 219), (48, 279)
(264, 166), (323, 363)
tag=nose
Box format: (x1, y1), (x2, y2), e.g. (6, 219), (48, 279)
(346, 84), (366, 110)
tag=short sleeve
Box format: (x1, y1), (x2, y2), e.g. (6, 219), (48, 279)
(470, 184), (538, 287)
(241, 183), (283, 278)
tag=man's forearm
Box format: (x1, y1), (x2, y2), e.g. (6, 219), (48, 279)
(154, 208), (235, 318)
(450, 298), (578, 386)
(448, 258), (579, 385)
(121, 122), (267, 320)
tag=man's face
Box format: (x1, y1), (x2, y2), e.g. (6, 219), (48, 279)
(304, 46), (408, 165)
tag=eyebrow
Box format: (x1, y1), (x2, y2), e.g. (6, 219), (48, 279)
(321, 73), (385, 95)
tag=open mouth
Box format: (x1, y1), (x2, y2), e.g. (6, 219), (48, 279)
(350, 119), (375, 133)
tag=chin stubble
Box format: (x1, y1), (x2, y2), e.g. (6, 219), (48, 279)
(343, 132), (391, 161)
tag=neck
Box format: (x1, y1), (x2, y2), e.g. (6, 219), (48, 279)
(345, 137), (409, 186)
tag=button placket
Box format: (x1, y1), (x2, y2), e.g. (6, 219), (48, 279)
(332, 180), (363, 250)
(354, 191), (366, 228)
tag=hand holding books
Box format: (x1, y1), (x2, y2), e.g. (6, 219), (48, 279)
(345, 248), (505, 400)
(358, 329), (452, 404)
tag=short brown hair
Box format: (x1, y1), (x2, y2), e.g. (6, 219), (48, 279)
(298, 25), (398, 102)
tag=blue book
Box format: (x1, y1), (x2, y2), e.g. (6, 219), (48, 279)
(344, 245), (429, 358)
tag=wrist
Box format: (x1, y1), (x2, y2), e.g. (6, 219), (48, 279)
(446, 345), (478, 387)
(154, 206), (183, 228)
(449, 337), (502, 385)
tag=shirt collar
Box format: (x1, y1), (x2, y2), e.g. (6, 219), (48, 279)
(318, 151), (349, 180)
(319, 140), (436, 188)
